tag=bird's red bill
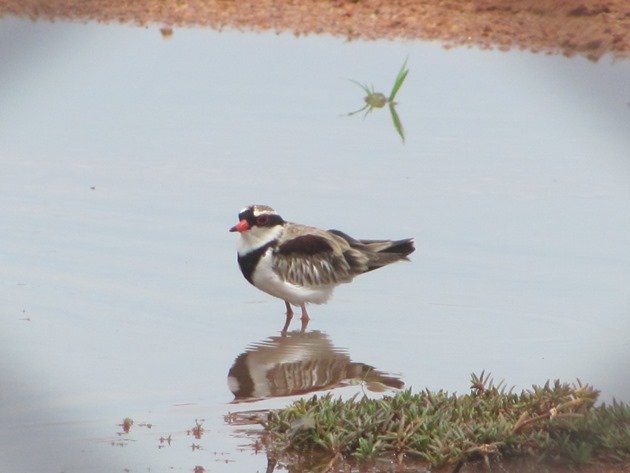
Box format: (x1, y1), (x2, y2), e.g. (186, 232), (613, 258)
(229, 219), (250, 233)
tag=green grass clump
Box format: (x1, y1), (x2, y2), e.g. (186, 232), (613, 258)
(262, 372), (630, 470)
(346, 58), (409, 142)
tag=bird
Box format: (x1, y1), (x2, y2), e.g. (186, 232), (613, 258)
(229, 204), (415, 332)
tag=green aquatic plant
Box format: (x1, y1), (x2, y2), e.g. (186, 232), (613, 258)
(347, 59), (409, 142)
(347, 82), (388, 116)
(261, 372), (630, 471)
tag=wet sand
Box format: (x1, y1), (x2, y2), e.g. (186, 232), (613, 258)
(1, 0), (628, 60)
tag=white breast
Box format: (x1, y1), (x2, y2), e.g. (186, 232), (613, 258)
(252, 249), (335, 306)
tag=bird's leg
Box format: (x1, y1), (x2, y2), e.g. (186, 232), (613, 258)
(299, 303), (310, 322)
(285, 301), (294, 317)
(281, 301), (293, 334)
(299, 304), (310, 333)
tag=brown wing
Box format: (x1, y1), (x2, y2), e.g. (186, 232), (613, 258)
(273, 232), (358, 286)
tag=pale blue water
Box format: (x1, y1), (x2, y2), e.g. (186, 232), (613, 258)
(1, 17), (629, 472)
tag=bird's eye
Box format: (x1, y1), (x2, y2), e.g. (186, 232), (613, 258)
(256, 215), (269, 225)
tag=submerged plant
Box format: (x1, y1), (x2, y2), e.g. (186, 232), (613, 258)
(260, 373), (630, 471)
(346, 58), (409, 142)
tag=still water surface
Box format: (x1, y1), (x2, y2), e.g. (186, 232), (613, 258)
(1, 17), (629, 472)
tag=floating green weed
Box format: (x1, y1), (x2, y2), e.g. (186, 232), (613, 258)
(346, 58), (409, 143)
(262, 372), (630, 471)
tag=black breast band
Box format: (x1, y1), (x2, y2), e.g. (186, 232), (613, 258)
(237, 240), (277, 284)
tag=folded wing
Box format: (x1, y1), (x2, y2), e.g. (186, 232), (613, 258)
(273, 231), (367, 286)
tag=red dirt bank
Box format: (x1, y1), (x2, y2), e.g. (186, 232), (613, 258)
(1, 0), (628, 60)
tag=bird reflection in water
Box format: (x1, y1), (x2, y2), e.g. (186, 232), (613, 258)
(227, 330), (403, 402)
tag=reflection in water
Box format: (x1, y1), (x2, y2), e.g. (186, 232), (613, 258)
(227, 330), (403, 402)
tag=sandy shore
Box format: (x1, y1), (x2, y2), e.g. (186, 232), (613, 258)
(1, 1), (628, 60)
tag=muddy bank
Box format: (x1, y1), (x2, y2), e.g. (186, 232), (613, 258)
(1, 0), (628, 60)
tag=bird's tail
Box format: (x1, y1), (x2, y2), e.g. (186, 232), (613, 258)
(328, 230), (415, 272)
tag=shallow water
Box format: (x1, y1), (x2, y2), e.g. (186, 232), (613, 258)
(1, 17), (629, 472)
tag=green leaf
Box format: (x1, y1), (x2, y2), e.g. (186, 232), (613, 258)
(389, 103), (405, 143)
(389, 58), (409, 102)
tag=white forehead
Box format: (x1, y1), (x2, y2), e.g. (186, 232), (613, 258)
(250, 205), (277, 217)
